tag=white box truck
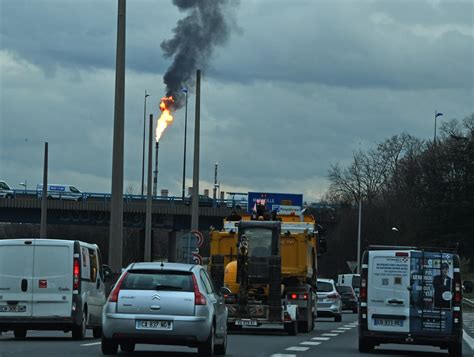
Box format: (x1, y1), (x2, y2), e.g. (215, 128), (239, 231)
(358, 245), (472, 357)
(0, 239), (111, 339)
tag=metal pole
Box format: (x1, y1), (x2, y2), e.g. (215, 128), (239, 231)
(213, 163), (218, 200)
(40, 142), (48, 238)
(434, 110), (437, 145)
(191, 70), (201, 231)
(141, 90), (149, 197)
(357, 199), (362, 274)
(182, 91), (188, 200)
(109, 0), (126, 273)
(145, 114), (153, 262)
(153, 142), (159, 196)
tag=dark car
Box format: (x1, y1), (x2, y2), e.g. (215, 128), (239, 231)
(184, 195), (215, 207)
(336, 285), (358, 313)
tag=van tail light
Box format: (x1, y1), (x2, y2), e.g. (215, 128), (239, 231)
(453, 310), (460, 324)
(192, 275), (206, 305)
(453, 273), (462, 304)
(360, 268), (368, 302)
(73, 257), (80, 292)
(108, 272), (128, 303)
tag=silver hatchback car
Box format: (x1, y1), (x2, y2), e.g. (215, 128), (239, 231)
(101, 262), (228, 356)
(316, 278), (342, 322)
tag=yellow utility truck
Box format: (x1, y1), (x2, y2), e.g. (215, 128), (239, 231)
(209, 213), (325, 335)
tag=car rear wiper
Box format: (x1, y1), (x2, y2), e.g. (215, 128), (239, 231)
(154, 285), (183, 291)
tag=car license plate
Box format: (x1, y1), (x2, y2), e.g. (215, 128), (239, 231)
(0, 305), (26, 313)
(374, 318), (403, 327)
(136, 320), (172, 330)
(235, 319), (257, 326)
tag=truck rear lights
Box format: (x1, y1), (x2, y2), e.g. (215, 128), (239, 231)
(290, 293), (297, 300)
(73, 257), (80, 291)
(303, 293), (308, 300)
(108, 272), (128, 303)
(192, 275), (206, 305)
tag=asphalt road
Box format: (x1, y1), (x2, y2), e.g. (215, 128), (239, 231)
(1, 313), (473, 357)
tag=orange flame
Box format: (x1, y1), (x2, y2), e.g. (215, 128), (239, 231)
(156, 96), (175, 142)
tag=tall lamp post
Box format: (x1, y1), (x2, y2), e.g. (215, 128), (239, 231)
(141, 90), (150, 197)
(19, 181), (27, 192)
(181, 87), (188, 200)
(434, 110), (443, 145)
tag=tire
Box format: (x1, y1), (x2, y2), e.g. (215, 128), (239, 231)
(198, 324), (215, 356)
(72, 310), (87, 340)
(120, 342), (135, 353)
(285, 321), (298, 336)
(215, 330), (227, 355)
(358, 336), (374, 353)
(334, 314), (342, 322)
(93, 327), (102, 339)
(14, 329), (27, 339)
(448, 340), (462, 357)
(101, 336), (118, 355)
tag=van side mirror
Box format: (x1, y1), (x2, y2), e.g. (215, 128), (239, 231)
(463, 280), (473, 293)
(102, 264), (112, 282)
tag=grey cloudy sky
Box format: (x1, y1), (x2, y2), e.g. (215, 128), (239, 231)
(1, 0), (472, 202)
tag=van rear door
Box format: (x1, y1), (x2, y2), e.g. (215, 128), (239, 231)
(367, 250), (410, 333)
(0, 240), (34, 317)
(32, 241), (73, 317)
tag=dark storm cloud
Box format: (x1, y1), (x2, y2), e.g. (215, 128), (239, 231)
(160, 0), (237, 109)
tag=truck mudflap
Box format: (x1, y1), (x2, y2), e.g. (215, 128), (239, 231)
(285, 303), (297, 322)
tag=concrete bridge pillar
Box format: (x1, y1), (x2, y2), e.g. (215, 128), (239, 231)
(168, 230), (177, 262)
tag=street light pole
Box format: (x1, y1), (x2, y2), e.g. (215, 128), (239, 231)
(181, 88), (188, 200)
(434, 110), (443, 145)
(141, 90), (150, 197)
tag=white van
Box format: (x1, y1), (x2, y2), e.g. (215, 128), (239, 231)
(337, 273), (361, 296)
(36, 184), (84, 201)
(0, 180), (14, 198)
(0, 239), (110, 339)
(358, 246), (472, 357)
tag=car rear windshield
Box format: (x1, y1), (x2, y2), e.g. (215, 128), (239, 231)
(336, 286), (353, 293)
(121, 269), (194, 292)
(317, 281), (334, 292)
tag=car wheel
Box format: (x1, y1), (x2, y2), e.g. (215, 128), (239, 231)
(14, 329), (27, 339)
(215, 330), (227, 355)
(448, 340), (462, 357)
(72, 310), (86, 340)
(198, 324), (215, 356)
(101, 336), (118, 355)
(285, 321), (298, 336)
(358, 336), (374, 353)
(93, 327), (102, 339)
(334, 314), (342, 322)
(120, 342), (135, 353)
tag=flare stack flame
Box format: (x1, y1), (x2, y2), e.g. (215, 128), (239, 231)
(156, 96), (175, 142)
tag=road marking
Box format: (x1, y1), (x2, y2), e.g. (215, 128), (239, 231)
(80, 342), (101, 346)
(312, 337), (330, 341)
(331, 329), (346, 333)
(463, 329), (474, 350)
(339, 327), (352, 330)
(300, 341), (321, 346)
(322, 333), (339, 337)
(285, 347), (309, 351)
(270, 354), (296, 357)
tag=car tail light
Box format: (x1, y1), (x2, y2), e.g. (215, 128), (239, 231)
(327, 293), (339, 300)
(395, 252), (409, 257)
(108, 272), (128, 303)
(73, 257), (80, 292)
(192, 275), (206, 305)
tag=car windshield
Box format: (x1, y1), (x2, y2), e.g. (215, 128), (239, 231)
(317, 281), (334, 292)
(352, 276), (361, 288)
(121, 270), (194, 292)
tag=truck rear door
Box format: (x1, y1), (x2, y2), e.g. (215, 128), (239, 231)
(0, 240), (34, 317)
(32, 241), (73, 317)
(367, 250), (410, 333)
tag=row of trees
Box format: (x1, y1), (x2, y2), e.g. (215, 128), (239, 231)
(319, 114), (474, 276)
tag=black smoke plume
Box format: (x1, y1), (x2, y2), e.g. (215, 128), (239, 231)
(161, 0), (237, 109)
